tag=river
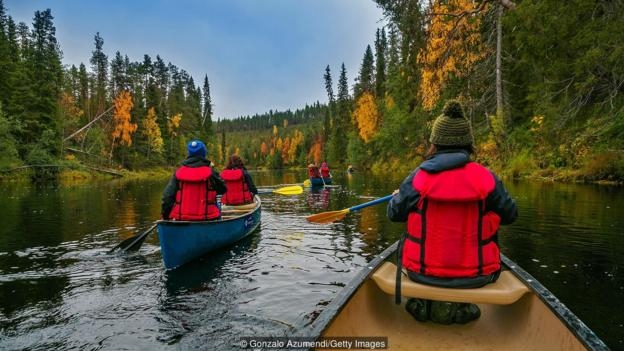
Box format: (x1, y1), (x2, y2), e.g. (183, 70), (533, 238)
(0, 170), (622, 350)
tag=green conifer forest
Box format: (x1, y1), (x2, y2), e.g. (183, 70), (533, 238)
(0, 0), (622, 182)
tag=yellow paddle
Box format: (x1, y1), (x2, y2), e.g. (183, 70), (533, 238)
(258, 185), (303, 195)
(306, 194), (393, 224)
(303, 179), (311, 187)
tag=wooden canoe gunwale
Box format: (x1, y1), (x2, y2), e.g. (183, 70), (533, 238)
(300, 240), (608, 351)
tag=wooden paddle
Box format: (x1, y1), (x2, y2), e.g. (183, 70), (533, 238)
(108, 223), (158, 253)
(306, 194), (394, 224)
(258, 185), (303, 195)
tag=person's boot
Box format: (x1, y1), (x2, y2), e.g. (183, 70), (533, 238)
(453, 303), (481, 324)
(429, 301), (459, 325)
(405, 298), (430, 322)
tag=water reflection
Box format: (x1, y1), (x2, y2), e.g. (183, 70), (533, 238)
(163, 235), (258, 295)
(306, 187), (331, 211)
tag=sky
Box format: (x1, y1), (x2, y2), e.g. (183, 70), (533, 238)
(5, 0), (386, 120)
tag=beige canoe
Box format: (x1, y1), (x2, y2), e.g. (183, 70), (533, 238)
(306, 241), (608, 351)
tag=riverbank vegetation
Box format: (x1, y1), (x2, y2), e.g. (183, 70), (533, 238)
(0, 0), (622, 183)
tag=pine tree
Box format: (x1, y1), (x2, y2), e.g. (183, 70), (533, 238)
(328, 63), (350, 165)
(77, 63), (90, 122)
(0, 102), (20, 169)
(184, 75), (202, 139)
(7, 20), (31, 142)
(25, 9), (63, 156)
(90, 32), (108, 117)
(374, 28), (387, 100)
(354, 45), (374, 99)
(110, 51), (126, 98)
(153, 55), (168, 120)
(202, 75), (213, 139)
(0, 0), (10, 109)
(385, 24), (401, 104)
(322, 65), (333, 149)
(375, 0), (426, 112)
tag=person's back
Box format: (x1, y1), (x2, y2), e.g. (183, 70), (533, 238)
(320, 162), (330, 178)
(387, 100), (517, 324)
(162, 140), (226, 221)
(402, 159), (505, 286)
(308, 164), (321, 178)
(221, 155), (257, 205)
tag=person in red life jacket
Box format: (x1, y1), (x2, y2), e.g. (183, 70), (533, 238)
(161, 140), (227, 221)
(221, 155), (258, 205)
(307, 163), (321, 178)
(387, 99), (518, 325)
(320, 162), (331, 178)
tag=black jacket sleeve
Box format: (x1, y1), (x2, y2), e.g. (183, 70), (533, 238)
(486, 172), (518, 225)
(161, 173), (178, 219)
(387, 169), (422, 222)
(243, 169), (258, 194)
(210, 168), (227, 195)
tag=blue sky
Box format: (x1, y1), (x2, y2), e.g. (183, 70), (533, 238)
(5, 0), (386, 119)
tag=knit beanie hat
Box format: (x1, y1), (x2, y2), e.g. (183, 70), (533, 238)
(187, 140), (207, 158)
(429, 99), (474, 146)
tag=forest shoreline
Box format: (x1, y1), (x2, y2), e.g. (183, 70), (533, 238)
(2, 162), (621, 186)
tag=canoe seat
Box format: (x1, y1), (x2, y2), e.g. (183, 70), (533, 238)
(372, 262), (529, 305)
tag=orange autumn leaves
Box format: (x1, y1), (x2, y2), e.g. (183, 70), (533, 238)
(111, 91), (168, 157)
(253, 126), (307, 165)
(419, 0), (488, 110)
(112, 91), (137, 147)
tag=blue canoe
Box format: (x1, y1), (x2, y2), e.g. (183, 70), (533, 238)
(157, 196), (261, 270)
(309, 177), (332, 186)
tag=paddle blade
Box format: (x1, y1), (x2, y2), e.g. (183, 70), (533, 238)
(109, 223), (157, 253)
(303, 179), (311, 187)
(306, 209), (349, 224)
(273, 185), (303, 195)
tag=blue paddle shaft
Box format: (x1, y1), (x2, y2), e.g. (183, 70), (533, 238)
(348, 194), (393, 212)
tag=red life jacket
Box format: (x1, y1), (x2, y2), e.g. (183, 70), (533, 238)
(320, 166), (330, 178)
(308, 167), (320, 178)
(221, 168), (253, 205)
(403, 162), (501, 278)
(169, 166), (219, 220)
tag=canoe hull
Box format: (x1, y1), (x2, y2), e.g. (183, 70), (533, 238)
(303, 242), (607, 351)
(157, 197), (261, 270)
(309, 177), (332, 186)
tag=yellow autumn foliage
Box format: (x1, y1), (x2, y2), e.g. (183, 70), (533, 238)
(419, 0), (488, 110)
(112, 90), (137, 147)
(143, 107), (164, 154)
(288, 129), (304, 163)
(352, 92), (380, 143)
(167, 113), (182, 137)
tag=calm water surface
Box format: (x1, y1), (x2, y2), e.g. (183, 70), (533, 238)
(0, 170), (622, 350)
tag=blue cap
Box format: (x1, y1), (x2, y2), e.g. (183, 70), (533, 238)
(187, 140), (206, 158)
